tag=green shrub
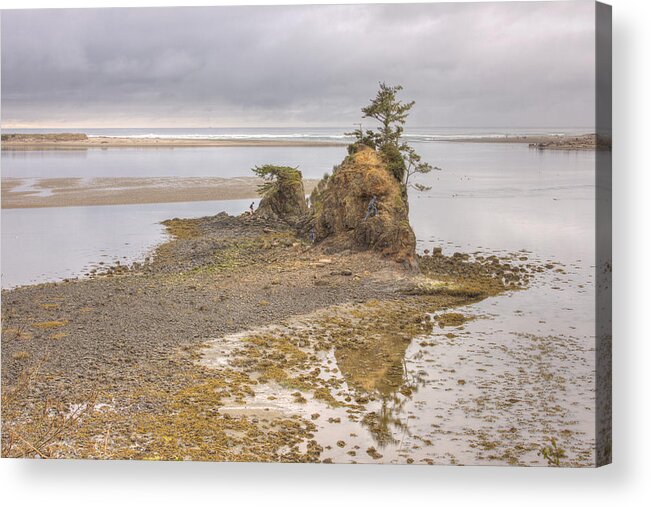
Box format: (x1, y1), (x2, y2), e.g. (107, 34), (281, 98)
(380, 143), (406, 183)
(252, 165), (303, 198)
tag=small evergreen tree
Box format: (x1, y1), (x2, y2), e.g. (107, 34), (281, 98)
(349, 82), (434, 191)
(252, 165), (303, 197)
(361, 83), (414, 149)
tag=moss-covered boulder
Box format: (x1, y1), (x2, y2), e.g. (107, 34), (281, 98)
(253, 165), (309, 225)
(314, 146), (417, 268)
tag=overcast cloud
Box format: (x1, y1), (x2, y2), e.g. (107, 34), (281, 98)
(0, 2), (596, 128)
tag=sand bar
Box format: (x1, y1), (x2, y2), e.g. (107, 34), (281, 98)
(2, 176), (318, 209)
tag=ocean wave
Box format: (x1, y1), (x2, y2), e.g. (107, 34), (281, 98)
(87, 133), (352, 141)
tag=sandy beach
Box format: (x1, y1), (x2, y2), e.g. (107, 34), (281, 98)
(1, 176), (319, 209)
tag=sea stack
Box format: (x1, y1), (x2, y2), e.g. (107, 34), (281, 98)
(313, 145), (417, 268)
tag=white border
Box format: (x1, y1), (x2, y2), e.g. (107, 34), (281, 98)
(1, 1), (649, 505)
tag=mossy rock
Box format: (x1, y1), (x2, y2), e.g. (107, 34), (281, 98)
(314, 146), (416, 267)
(254, 165), (309, 225)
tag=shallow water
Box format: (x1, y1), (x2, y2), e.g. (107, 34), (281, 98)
(1, 145), (345, 179)
(357, 144), (600, 465)
(1, 198), (258, 289)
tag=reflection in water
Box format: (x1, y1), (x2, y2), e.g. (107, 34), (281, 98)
(334, 329), (427, 448)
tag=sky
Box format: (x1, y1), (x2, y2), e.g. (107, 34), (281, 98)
(0, 1), (596, 129)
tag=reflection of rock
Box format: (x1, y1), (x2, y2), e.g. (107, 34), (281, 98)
(333, 330), (420, 448)
(334, 332), (410, 396)
(362, 403), (408, 448)
(324, 300), (437, 447)
(314, 146), (417, 268)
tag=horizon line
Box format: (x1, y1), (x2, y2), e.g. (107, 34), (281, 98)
(1, 124), (596, 130)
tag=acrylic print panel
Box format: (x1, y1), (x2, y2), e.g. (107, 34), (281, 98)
(0, 1), (611, 466)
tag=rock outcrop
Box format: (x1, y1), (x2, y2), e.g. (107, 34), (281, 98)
(254, 165), (309, 225)
(314, 146), (417, 268)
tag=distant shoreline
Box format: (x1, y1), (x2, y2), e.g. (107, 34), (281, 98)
(444, 133), (608, 150)
(1, 176), (319, 209)
(1, 133), (347, 149)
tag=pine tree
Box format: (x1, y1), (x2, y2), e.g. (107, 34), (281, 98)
(350, 82), (434, 190)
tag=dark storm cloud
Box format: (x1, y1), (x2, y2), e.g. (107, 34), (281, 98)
(0, 2), (596, 127)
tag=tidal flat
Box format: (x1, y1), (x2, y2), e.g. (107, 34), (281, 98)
(1, 212), (594, 464)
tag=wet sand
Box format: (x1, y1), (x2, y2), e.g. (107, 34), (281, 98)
(1, 176), (319, 209)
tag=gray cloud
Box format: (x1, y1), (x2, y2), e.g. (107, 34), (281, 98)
(1, 2), (596, 128)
